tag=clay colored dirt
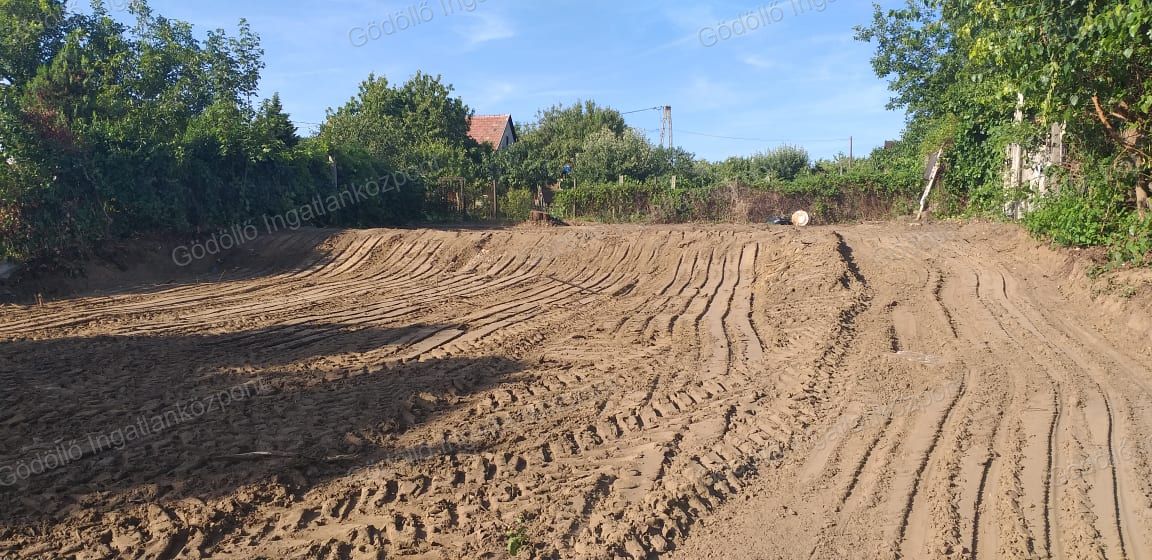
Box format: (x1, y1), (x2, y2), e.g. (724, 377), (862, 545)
(0, 223), (1150, 559)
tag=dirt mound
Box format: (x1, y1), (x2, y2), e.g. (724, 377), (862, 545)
(1, 223), (1149, 559)
(673, 221), (1152, 559)
(0, 229), (341, 304)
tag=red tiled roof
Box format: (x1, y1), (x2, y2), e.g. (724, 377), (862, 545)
(468, 115), (516, 148)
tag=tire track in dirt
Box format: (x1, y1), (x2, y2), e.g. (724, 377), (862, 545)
(0, 231), (414, 337)
(978, 261), (1152, 560)
(5, 224), (1151, 560)
(662, 223), (1152, 560)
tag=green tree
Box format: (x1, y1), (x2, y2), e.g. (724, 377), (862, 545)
(492, 135), (550, 190)
(856, 1), (1017, 211)
(0, 0), (66, 86)
(519, 100), (626, 184)
(319, 71), (481, 181)
(958, 0), (1152, 217)
(574, 127), (660, 184)
(252, 93), (298, 150)
(753, 145), (811, 182)
(319, 74), (404, 165)
(0, 0), (426, 264)
(858, 0), (1152, 252)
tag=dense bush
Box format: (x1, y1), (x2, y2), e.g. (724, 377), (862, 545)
(500, 188), (534, 222)
(858, 1), (1152, 264)
(553, 171), (914, 225)
(1024, 188), (1124, 248)
(0, 0), (447, 266)
(0, 0), (941, 269)
(553, 181), (656, 223)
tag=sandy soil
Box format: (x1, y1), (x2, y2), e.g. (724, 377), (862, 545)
(0, 222), (1149, 559)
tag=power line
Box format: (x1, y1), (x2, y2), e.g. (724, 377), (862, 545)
(641, 128), (849, 145)
(620, 106), (663, 115)
(676, 129), (851, 143)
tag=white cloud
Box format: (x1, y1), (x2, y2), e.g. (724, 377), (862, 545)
(742, 54), (778, 69)
(456, 11), (516, 46)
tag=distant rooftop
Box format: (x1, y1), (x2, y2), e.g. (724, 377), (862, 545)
(468, 115), (516, 149)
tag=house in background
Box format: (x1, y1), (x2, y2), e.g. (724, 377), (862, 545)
(468, 114), (517, 150)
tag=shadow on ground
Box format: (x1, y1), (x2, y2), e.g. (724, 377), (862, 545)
(0, 323), (526, 531)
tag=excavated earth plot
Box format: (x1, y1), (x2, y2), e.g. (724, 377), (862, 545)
(0, 223), (1150, 559)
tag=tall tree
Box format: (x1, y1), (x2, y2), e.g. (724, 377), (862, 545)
(574, 127), (660, 184)
(252, 93), (298, 150)
(319, 72), (480, 181)
(0, 0), (66, 86)
(521, 100), (627, 183)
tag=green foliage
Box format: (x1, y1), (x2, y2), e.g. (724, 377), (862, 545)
(551, 179), (712, 223)
(0, 0), (430, 265)
(858, 0), (1152, 263)
(505, 525), (528, 556)
(552, 167), (915, 224)
(0, 0), (941, 266)
(318, 71), (482, 182)
(503, 514), (531, 557)
(553, 180), (654, 222)
(711, 145), (812, 187)
(1025, 161), (1151, 265)
(0, 0), (67, 86)
(492, 138), (549, 191)
(756, 145), (811, 182)
(1024, 187), (1123, 247)
(520, 100), (626, 185)
(786, 167), (918, 197)
(854, 2), (959, 117)
(1022, 156), (1130, 247)
(500, 188), (533, 222)
(492, 100), (709, 196)
(574, 128), (660, 185)
(648, 184), (718, 223)
(1110, 215), (1152, 266)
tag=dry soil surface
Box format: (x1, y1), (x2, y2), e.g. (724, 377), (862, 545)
(0, 223), (1150, 560)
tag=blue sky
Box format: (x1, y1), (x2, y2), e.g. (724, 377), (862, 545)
(94, 0), (909, 162)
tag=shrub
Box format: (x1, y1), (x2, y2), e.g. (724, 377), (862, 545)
(501, 188), (534, 222)
(1024, 185), (1127, 247)
(752, 145), (811, 182)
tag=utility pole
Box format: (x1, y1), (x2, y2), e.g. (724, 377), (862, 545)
(849, 136), (854, 171)
(659, 106), (673, 149)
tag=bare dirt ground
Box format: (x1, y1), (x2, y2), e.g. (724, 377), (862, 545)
(0, 222), (1150, 559)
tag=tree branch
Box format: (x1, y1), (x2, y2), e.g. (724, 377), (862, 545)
(1092, 95), (1120, 138)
